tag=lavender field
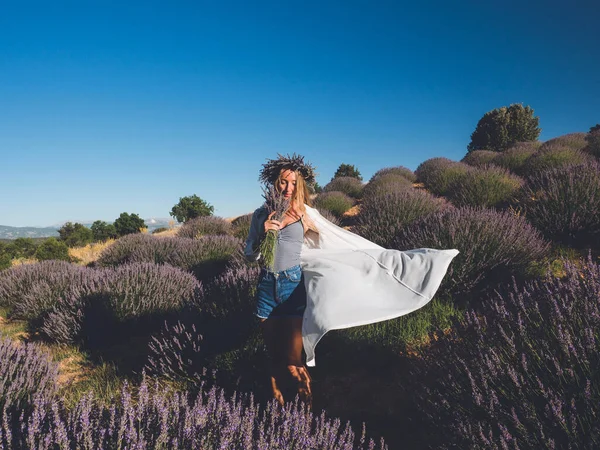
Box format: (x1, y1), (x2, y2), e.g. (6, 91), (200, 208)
(1, 129), (600, 449)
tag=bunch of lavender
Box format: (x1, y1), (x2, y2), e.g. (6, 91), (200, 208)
(258, 185), (290, 271)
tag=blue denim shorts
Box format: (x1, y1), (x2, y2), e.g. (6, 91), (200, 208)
(255, 264), (307, 319)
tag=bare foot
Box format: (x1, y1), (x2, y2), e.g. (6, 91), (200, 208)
(270, 375), (285, 406)
(287, 365), (312, 408)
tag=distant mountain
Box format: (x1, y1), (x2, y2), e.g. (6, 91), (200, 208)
(0, 218), (175, 240)
(0, 225), (60, 240)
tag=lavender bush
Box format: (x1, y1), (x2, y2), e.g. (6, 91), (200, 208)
(323, 177), (364, 199)
(523, 145), (594, 175)
(354, 189), (448, 248)
(0, 261), (103, 322)
(461, 150), (498, 167)
(1, 376), (387, 449)
(0, 337), (59, 413)
(369, 166), (417, 183)
(393, 207), (550, 298)
(146, 320), (206, 384)
(202, 265), (260, 320)
(412, 256), (600, 449)
(521, 161), (600, 248)
(314, 192), (355, 218)
(232, 213), (254, 240)
(316, 208), (341, 226)
(361, 174), (413, 200)
(540, 132), (588, 151)
(97, 233), (242, 283)
(493, 145), (538, 175)
(177, 216), (232, 239)
(446, 165), (524, 208)
(415, 158), (470, 196)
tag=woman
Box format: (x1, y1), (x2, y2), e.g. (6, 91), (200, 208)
(245, 154), (459, 405)
(244, 154), (318, 405)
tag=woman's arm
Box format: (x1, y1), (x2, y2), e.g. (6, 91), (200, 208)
(244, 207), (268, 262)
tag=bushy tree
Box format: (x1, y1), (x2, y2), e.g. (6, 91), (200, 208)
(5, 238), (38, 259)
(332, 163), (362, 181)
(0, 252), (11, 270)
(91, 220), (117, 242)
(467, 104), (541, 153)
(34, 238), (70, 262)
(170, 195), (214, 223)
(114, 213), (146, 237)
(58, 222), (93, 248)
(586, 124), (600, 158)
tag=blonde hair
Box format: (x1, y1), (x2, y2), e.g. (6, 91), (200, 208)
(275, 169), (312, 214)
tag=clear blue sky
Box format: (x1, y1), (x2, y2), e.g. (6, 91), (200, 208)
(1, 0), (598, 227)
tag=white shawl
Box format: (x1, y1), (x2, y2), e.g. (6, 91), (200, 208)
(301, 205), (458, 366)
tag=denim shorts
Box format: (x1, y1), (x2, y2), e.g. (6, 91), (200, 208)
(255, 264), (307, 319)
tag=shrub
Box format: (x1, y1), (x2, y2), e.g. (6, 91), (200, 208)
(521, 161), (600, 248)
(354, 189), (448, 248)
(313, 191), (355, 218)
(415, 158), (470, 196)
(146, 320), (205, 383)
(446, 165), (524, 208)
(585, 124), (600, 159)
(177, 216), (232, 239)
(413, 257), (600, 449)
(393, 207), (550, 298)
(6, 238), (38, 259)
(540, 132), (588, 151)
(202, 265), (260, 320)
(493, 145), (538, 175)
(323, 176), (364, 199)
(33, 238), (70, 261)
(316, 208), (341, 226)
(467, 103), (541, 152)
(151, 227), (169, 234)
(362, 174), (414, 200)
(1, 377), (386, 449)
(114, 212), (146, 237)
(0, 260), (90, 311)
(0, 337), (58, 413)
(0, 252), (11, 271)
(38, 263), (202, 346)
(369, 166), (417, 183)
(461, 150), (498, 167)
(104, 263), (202, 320)
(170, 194), (214, 223)
(231, 213), (253, 240)
(523, 145), (594, 174)
(90, 220), (118, 241)
(57, 222), (93, 248)
(332, 163), (363, 181)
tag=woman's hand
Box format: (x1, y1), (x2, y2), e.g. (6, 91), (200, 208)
(264, 211), (282, 233)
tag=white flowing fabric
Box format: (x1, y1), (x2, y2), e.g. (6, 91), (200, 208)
(301, 206), (459, 367)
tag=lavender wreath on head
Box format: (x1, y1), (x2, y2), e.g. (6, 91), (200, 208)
(259, 153), (317, 185)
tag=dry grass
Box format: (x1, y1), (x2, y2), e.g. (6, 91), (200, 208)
(69, 239), (115, 265)
(11, 257), (37, 266)
(152, 228), (179, 237)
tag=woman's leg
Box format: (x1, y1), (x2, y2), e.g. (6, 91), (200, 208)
(284, 316), (312, 406)
(260, 318), (285, 405)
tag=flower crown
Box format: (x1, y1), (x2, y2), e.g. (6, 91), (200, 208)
(259, 153), (317, 185)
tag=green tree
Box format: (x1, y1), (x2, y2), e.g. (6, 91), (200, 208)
(586, 124), (600, 159)
(170, 195), (214, 223)
(91, 220), (118, 242)
(114, 212), (146, 237)
(467, 104), (541, 153)
(35, 238), (70, 262)
(58, 222), (94, 248)
(6, 237), (38, 259)
(0, 252), (11, 270)
(332, 163), (363, 181)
